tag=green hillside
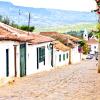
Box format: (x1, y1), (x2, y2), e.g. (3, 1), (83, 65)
(34, 23), (97, 33)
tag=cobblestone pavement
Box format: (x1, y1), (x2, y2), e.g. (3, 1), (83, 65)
(0, 59), (99, 100)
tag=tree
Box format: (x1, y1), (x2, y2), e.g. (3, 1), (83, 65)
(94, 0), (100, 73)
(20, 25), (35, 32)
(78, 40), (89, 54)
(2, 16), (10, 25)
(0, 15), (3, 22)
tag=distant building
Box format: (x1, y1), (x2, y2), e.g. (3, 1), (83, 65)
(87, 39), (98, 55)
(82, 29), (89, 41)
(82, 29), (98, 55)
(40, 32), (82, 64)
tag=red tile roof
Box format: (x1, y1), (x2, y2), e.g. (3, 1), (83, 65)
(87, 39), (98, 45)
(0, 22), (54, 43)
(29, 34), (54, 44)
(40, 32), (80, 41)
(40, 32), (78, 48)
(0, 26), (33, 42)
(53, 41), (70, 52)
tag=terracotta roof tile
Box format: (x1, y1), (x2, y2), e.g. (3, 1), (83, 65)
(40, 32), (78, 48)
(87, 39), (98, 45)
(0, 22), (54, 43)
(29, 34), (54, 44)
(53, 41), (70, 52)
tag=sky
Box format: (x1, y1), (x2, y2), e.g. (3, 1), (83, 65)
(0, 0), (97, 12)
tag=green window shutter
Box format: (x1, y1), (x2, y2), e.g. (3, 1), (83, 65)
(59, 54), (61, 62)
(66, 53), (68, 59)
(63, 54), (65, 61)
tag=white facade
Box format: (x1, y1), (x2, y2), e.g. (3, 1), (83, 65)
(83, 29), (88, 41)
(0, 41), (20, 78)
(53, 49), (69, 67)
(0, 41), (54, 78)
(70, 46), (81, 64)
(89, 44), (98, 54)
(26, 42), (53, 75)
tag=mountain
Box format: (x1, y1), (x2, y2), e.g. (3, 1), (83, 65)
(0, 1), (97, 28)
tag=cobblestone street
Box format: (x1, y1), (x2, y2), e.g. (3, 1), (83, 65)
(0, 59), (99, 100)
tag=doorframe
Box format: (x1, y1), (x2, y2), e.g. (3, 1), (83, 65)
(14, 45), (17, 77)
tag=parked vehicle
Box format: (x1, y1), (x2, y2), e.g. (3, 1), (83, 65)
(86, 54), (93, 59)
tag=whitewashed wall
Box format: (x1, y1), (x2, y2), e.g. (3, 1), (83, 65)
(89, 44), (98, 54)
(83, 29), (88, 41)
(0, 41), (20, 78)
(53, 49), (69, 67)
(26, 42), (52, 75)
(70, 46), (81, 64)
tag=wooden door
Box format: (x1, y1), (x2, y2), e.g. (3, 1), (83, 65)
(20, 44), (26, 77)
(6, 49), (9, 77)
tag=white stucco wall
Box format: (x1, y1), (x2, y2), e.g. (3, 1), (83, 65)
(0, 41), (20, 78)
(89, 44), (98, 54)
(83, 29), (88, 41)
(26, 42), (52, 75)
(53, 49), (69, 67)
(70, 46), (81, 64)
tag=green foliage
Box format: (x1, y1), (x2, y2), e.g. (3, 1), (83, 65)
(96, 23), (100, 39)
(96, 23), (100, 31)
(78, 40), (85, 47)
(0, 15), (3, 21)
(34, 23), (96, 33)
(2, 16), (10, 25)
(20, 25), (35, 32)
(88, 32), (93, 38)
(0, 15), (35, 32)
(78, 40), (89, 54)
(82, 42), (89, 54)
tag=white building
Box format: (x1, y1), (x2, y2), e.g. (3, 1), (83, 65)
(87, 39), (98, 54)
(0, 23), (54, 79)
(53, 41), (70, 67)
(40, 32), (82, 64)
(70, 45), (81, 64)
(0, 40), (20, 78)
(82, 29), (89, 41)
(25, 34), (54, 75)
(82, 28), (98, 55)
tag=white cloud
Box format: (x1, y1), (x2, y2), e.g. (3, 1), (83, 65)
(6, 0), (97, 11)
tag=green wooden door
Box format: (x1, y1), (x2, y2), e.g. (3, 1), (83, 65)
(20, 44), (26, 77)
(6, 49), (9, 77)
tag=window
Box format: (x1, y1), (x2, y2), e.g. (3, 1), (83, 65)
(94, 46), (96, 49)
(66, 53), (68, 59)
(39, 46), (45, 63)
(63, 54), (65, 61)
(59, 54), (61, 62)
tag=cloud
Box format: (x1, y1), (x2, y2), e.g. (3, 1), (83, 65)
(10, 0), (96, 11)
